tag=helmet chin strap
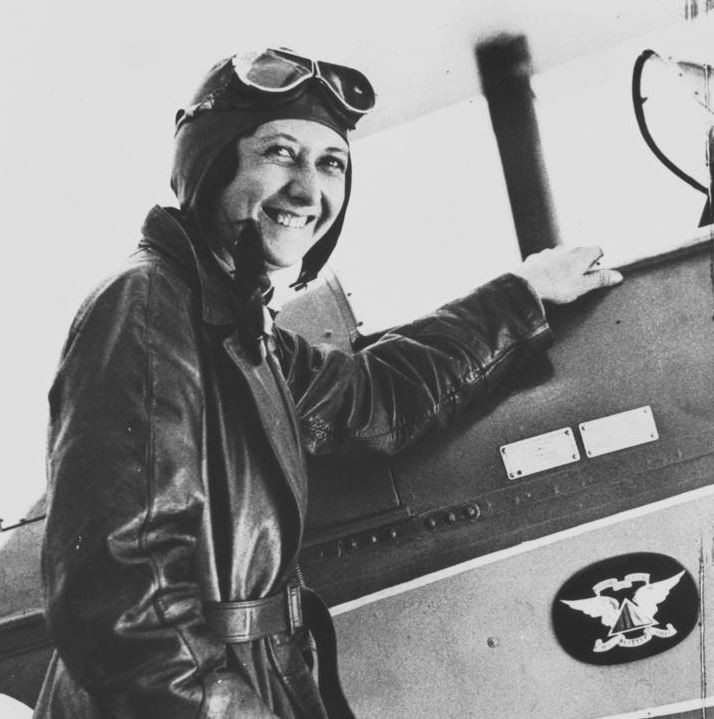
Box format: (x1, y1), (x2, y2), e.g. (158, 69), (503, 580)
(291, 160), (352, 290)
(228, 220), (273, 364)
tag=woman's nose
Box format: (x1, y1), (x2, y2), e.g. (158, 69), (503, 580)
(285, 164), (320, 206)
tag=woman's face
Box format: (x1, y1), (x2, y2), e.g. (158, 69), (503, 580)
(211, 118), (349, 274)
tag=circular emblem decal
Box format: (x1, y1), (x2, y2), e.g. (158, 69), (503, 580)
(552, 552), (699, 665)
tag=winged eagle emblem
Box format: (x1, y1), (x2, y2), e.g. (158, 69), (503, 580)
(560, 571), (684, 652)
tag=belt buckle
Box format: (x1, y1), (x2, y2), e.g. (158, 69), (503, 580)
(286, 584), (303, 634)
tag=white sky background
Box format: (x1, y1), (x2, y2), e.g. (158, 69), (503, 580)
(0, 0), (710, 525)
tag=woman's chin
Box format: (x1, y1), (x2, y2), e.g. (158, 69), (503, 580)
(261, 236), (320, 273)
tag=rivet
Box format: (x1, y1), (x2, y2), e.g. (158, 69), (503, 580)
(524, 491), (532, 499)
(425, 517), (437, 530)
(369, 534), (379, 544)
(487, 637), (499, 648)
(446, 512), (457, 524)
(387, 529), (398, 540)
(564, 429), (570, 435)
(347, 538), (358, 551)
(464, 506), (478, 519)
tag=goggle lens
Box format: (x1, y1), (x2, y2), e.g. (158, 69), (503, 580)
(319, 61), (374, 113)
(236, 49), (313, 90)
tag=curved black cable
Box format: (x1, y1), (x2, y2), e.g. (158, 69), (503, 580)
(632, 49), (709, 195)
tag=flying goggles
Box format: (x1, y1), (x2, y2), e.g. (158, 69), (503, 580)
(177, 48), (376, 129)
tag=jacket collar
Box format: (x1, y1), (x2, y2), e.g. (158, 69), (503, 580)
(139, 205), (238, 327)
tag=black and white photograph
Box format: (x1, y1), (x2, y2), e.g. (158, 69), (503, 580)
(1, 1), (713, 717)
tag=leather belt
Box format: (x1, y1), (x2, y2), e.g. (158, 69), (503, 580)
(204, 586), (355, 719)
(203, 584), (303, 643)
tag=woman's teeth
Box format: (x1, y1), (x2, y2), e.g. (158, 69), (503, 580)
(269, 210), (311, 229)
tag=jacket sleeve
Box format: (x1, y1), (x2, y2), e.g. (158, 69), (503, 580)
(43, 261), (279, 719)
(275, 273), (551, 457)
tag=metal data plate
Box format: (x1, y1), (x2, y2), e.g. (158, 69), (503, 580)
(500, 427), (580, 480)
(579, 405), (659, 458)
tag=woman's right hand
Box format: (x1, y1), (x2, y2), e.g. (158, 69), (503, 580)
(514, 246), (624, 304)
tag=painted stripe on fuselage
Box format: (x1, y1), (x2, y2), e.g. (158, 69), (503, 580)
(594, 695), (714, 718)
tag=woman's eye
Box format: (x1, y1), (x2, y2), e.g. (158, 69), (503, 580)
(322, 156), (346, 173)
(266, 145), (294, 160)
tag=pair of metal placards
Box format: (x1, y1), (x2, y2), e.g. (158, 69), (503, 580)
(500, 405), (659, 480)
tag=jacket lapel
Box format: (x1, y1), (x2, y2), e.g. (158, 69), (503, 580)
(222, 333), (307, 529)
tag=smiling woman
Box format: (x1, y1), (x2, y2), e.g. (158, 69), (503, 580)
(35, 51), (381, 719)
